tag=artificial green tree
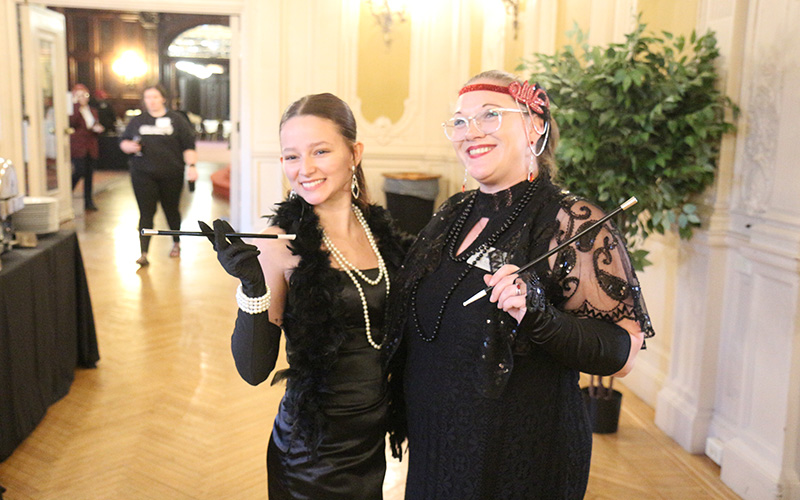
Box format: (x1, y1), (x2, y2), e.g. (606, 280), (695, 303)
(521, 20), (737, 269)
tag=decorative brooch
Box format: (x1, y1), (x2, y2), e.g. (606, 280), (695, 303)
(508, 81), (549, 115)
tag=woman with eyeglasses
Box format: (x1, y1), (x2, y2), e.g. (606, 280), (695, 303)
(383, 70), (654, 499)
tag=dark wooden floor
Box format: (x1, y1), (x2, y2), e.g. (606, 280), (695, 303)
(0, 158), (739, 499)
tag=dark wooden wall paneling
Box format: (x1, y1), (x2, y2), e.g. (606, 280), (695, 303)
(54, 8), (230, 124)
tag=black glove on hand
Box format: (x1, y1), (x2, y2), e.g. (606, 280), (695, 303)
(517, 271), (631, 376)
(198, 219), (267, 297)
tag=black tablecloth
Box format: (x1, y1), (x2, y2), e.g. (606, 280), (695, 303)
(0, 230), (99, 462)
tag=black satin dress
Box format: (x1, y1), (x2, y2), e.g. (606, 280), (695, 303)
(267, 269), (388, 500)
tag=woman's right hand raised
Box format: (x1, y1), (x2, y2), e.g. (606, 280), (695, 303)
(199, 219), (267, 297)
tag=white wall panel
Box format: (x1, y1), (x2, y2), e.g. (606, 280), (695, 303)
(691, 0), (800, 498)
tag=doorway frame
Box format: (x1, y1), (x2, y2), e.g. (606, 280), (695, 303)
(7, 0), (245, 224)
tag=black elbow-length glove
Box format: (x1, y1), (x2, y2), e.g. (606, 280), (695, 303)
(231, 308), (281, 385)
(517, 272), (631, 375)
(200, 219), (279, 384)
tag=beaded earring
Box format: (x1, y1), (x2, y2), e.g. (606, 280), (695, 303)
(351, 165), (360, 199)
(461, 167), (468, 193)
(528, 153), (536, 182)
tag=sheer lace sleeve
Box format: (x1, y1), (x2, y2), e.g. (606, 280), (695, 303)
(549, 198), (655, 339)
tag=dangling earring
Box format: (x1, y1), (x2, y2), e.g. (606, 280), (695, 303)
(461, 167), (468, 193)
(528, 154), (536, 182)
(533, 121), (550, 157)
(289, 189), (297, 199)
(351, 165), (360, 200)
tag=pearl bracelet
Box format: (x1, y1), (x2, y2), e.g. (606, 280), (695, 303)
(235, 283), (271, 314)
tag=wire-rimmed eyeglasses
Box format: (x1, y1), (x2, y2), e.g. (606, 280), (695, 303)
(442, 108), (526, 141)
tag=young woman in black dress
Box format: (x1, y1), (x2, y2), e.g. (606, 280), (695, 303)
(202, 93), (407, 499)
(384, 70), (655, 499)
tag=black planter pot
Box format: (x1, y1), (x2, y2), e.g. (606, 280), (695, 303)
(581, 387), (623, 434)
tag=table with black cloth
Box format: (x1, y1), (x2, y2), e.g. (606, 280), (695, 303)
(0, 229), (99, 462)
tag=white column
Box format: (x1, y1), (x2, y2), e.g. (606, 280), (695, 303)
(522, 0), (557, 57)
(655, 1), (800, 498)
(653, 0), (745, 452)
(588, 0), (637, 45)
(480, 0), (507, 72)
(0, 0), (24, 181)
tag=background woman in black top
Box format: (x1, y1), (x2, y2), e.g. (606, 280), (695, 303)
(120, 84), (198, 266)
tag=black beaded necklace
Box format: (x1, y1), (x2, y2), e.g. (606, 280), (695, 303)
(412, 178), (540, 342)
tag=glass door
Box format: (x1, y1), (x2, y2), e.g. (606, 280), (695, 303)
(20, 5), (72, 221)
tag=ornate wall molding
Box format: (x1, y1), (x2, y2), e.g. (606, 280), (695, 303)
(739, 45), (782, 215)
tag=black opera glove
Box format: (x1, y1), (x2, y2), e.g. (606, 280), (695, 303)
(517, 271), (631, 376)
(198, 219), (267, 297)
(231, 308), (281, 385)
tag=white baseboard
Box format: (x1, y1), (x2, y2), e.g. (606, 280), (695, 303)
(721, 438), (794, 500)
(655, 384), (712, 454)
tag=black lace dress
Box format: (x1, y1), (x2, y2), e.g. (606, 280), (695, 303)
(267, 269), (388, 499)
(388, 176), (654, 500)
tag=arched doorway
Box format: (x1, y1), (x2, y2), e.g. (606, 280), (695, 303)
(161, 21), (231, 142)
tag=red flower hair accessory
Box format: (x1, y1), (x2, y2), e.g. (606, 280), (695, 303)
(507, 81), (549, 115)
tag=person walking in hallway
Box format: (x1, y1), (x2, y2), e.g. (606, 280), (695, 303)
(120, 84), (198, 266)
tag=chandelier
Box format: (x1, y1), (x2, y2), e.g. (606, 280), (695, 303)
(366, 0), (407, 47)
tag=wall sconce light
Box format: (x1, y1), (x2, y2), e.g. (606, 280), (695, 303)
(502, 0), (521, 40)
(112, 50), (148, 86)
(367, 0), (407, 47)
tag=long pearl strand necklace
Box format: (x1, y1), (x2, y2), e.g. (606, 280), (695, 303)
(322, 206), (389, 350)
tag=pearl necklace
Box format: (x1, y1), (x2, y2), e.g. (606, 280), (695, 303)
(322, 206), (389, 350)
(412, 179), (539, 342)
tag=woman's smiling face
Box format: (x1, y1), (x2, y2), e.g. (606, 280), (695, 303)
(451, 82), (535, 193)
(280, 115), (361, 207)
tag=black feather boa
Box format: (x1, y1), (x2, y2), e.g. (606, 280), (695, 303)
(269, 195), (408, 455)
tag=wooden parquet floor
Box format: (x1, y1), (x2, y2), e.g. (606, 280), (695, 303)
(0, 163), (739, 499)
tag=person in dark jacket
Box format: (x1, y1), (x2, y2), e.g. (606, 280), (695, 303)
(70, 83), (104, 211)
(92, 89), (118, 134)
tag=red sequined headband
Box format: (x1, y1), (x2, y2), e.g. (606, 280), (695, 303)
(459, 81), (549, 115)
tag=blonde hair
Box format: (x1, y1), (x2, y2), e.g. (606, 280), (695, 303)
(465, 70), (560, 180)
